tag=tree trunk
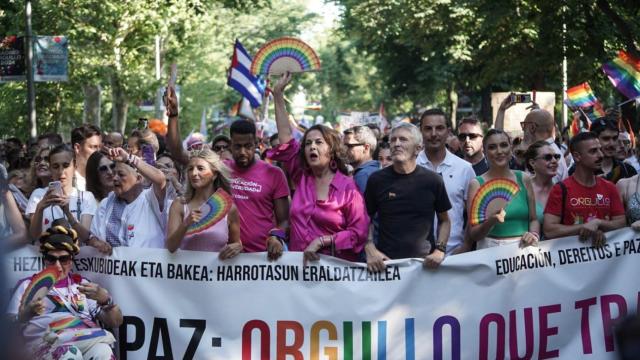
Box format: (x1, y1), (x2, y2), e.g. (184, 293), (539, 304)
(110, 73), (128, 134)
(449, 83), (458, 129)
(83, 84), (101, 128)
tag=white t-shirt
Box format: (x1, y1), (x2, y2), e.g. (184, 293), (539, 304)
(26, 187), (97, 232)
(417, 149), (476, 253)
(90, 188), (165, 248)
(74, 170), (86, 191)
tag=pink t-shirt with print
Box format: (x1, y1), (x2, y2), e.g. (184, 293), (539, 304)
(225, 159), (290, 252)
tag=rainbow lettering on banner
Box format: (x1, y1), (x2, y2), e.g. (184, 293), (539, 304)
(566, 82), (598, 108)
(49, 315), (85, 332)
(250, 37), (321, 76)
(470, 179), (519, 225)
(186, 188), (233, 236)
(20, 266), (61, 308)
(602, 50), (640, 99)
(240, 318), (420, 360)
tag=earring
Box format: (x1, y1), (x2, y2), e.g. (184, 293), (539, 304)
(330, 159), (337, 171)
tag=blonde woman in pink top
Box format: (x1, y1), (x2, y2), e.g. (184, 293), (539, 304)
(269, 73), (369, 262)
(166, 149), (242, 258)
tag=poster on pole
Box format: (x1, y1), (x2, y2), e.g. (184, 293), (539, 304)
(0, 36), (26, 82)
(33, 36), (68, 82)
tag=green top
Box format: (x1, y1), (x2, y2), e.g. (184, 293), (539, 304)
(477, 170), (530, 238)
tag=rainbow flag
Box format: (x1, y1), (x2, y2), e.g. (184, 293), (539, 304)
(566, 82), (599, 108)
(602, 50), (640, 99)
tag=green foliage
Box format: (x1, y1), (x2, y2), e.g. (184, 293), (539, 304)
(0, 0), (314, 139)
(337, 0), (640, 122)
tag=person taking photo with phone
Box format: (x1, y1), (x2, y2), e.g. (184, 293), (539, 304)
(26, 145), (97, 244)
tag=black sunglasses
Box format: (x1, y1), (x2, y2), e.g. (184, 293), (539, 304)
(98, 163), (116, 173)
(213, 144), (229, 152)
(44, 254), (73, 265)
(457, 133), (483, 141)
(34, 156), (48, 164)
(345, 143), (365, 148)
(536, 154), (562, 161)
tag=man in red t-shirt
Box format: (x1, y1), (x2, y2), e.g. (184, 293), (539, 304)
(544, 132), (626, 246)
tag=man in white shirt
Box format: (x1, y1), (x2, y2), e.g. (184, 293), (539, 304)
(417, 109), (475, 254)
(71, 124), (102, 191)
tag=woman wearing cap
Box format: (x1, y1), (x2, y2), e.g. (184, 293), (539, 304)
(7, 223), (122, 359)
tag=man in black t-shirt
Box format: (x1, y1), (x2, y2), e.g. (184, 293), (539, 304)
(364, 123), (452, 272)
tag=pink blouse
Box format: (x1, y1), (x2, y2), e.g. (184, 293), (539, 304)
(268, 138), (369, 261)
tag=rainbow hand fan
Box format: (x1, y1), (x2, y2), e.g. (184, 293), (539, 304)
(186, 188), (233, 236)
(251, 37), (321, 76)
(470, 178), (520, 225)
(20, 266), (61, 310)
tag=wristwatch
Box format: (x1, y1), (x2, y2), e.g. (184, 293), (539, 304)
(435, 243), (447, 253)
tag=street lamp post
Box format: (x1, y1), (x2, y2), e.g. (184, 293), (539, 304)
(26, 0), (37, 140)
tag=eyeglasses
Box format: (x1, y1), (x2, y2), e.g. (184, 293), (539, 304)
(457, 133), (483, 141)
(345, 143), (365, 149)
(44, 254), (73, 265)
(536, 154), (561, 161)
(34, 156), (48, 164)
(213, 144), (229, 152)
(98, 163), (116, 173)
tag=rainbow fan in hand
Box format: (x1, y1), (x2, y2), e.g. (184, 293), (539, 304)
(186, 189), (233, 236)
(20, 266), (61, 309)
(250, 37), (321, 76)
(470, 179), (520, 225)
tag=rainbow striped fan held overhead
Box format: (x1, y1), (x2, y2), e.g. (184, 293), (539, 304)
(250, 37), (321, 76)
(470, 178), (520, 226)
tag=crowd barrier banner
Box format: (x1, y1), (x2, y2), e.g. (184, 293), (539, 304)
(5, 228), (640, 359)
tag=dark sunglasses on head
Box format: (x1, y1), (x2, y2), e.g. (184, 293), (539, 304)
(98, 163), (116, 173)
(213, 144), (229, 152)
(44, 254), (73, 265)
(457, 133), (482, 141)
(536, 154), (562, 161)
(345, 143), (365, 148)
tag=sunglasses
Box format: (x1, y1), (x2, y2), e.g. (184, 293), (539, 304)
(44, 254), (73, 265)
(213, 144), (229, 152)
(345, 143), (365, 149)
(536, 154), (561, 161)
(34, 156), (48, 164)
(98, 163), (116, 173)
(457, 133), (482, 141)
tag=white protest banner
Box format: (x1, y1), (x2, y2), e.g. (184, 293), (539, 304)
(6, 228), (640, 359)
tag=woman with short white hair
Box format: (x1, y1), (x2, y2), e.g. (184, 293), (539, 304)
(89, 148), (167, 253)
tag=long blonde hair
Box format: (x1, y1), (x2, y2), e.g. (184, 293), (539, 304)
(184, 148), (232, 202)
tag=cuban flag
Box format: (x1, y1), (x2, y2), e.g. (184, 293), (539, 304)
(227, 39), (264, 108)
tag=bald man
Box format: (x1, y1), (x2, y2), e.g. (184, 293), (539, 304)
(103, 132), (124, 149)
(521, 109), (568, 181)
